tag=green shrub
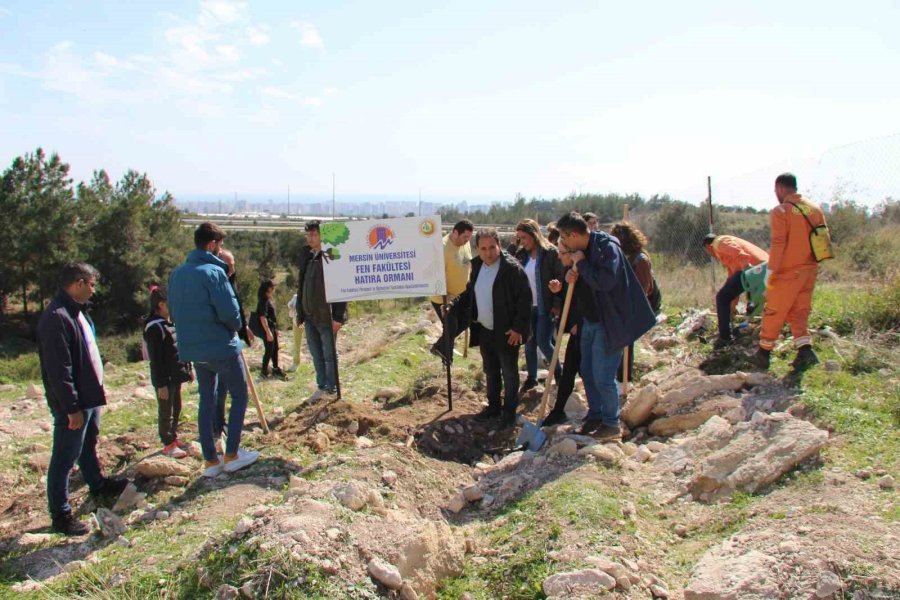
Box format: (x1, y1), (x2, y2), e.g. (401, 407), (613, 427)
(0, 352), (41, 384)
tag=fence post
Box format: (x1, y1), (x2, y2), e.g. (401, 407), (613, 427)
(623, 203), (629, 221)
(707, 176), (717, 295)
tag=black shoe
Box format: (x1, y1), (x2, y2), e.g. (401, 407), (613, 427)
(713, 337), (734, 351)
(90, 477), (129, 499)
(51, 512), (90, 536)
(499, 411), (517, 429)
(541, 410), (568, 427)
(519, 379), (538, 395)
(272, 368), (288, 381)
(592, 425), (622, 442)
(577, 418), (603, 435)
(430, 344), (450, 365)
(749, 348), (771, 370)
(474, 406), (501, 422)
(792, 345), (819, 370)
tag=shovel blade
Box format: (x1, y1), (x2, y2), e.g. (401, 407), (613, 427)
(515, 421), (547, 452)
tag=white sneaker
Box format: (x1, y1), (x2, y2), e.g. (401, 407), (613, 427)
(286, 365), (298, 373)
(223, 448), (259, 473)
(202, 455), (224, 478)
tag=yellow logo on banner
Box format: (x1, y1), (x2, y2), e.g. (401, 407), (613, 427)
(419, 219), (437, 236)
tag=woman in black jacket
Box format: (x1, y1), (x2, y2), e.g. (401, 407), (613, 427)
(514, 219), (565, 393)
(144, 286), (193, 458)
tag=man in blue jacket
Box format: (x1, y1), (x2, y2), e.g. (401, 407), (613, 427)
(168, 223), (259, 477)
(38, 263), (129, 535)
(557, 212), (656, 439)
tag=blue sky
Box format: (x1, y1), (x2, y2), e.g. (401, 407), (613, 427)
(1, 0), (898, 208)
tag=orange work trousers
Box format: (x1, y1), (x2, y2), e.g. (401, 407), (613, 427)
(759, 266), (817, 351)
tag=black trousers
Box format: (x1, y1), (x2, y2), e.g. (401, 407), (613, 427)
(262, 331), (280, 373)
(157, 383), (182, 445)
(716, 271), (745, 340)
(551, 330), (581, 414)
(479, 332), (521, 414)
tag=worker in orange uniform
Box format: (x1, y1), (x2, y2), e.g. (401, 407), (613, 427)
(751, 173), (825, 370)
(703, 234), (769, 350)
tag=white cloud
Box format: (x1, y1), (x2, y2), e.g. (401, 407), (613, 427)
(260, 86), (328, 108)
(246, 25), (270, 46)
(93, 51), (135, 71)
(200, 0), (245, 24)
(261, 85), (293, 99)
(248, 106), (279, 126)
(0, 8), (12, 17)
(215, 44), (240, 62)
(293, 21), (324, 49)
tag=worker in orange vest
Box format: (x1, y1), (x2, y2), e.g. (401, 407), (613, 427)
(703, 234), (769, 349)
(750, 173), (827, 370)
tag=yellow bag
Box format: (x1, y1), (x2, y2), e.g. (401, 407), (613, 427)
(786, 202), (835, 262)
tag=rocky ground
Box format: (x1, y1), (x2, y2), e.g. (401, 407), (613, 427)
(0, 304), (897, 599)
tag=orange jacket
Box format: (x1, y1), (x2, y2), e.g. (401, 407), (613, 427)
(711, 235), (769, 277)
(768, 193), (825, 275)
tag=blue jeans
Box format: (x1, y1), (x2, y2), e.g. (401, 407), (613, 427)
(214, 377), (228, 439)
(306, 323), (337, 392)
(195, 353), (249, 461)
(525, 309), (561, 382)
(48, 407), (105, 517)
(580, 320), (623, 426)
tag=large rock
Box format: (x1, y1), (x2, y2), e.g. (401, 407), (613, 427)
(621, 384), (659, 428)
(577, 444), (621, 465)
(653, 373), (748, 417)
(112, 482), (147, 512)
(688, 412), (828, 501)
(332, 481), (371, 511)
(649, 395), (744, 437)
(654, 416), (736, 475)
(543, 568), (616, 597)
(685, 549), (780, 599)
(26, 383), (43, 399)
(95, 507), (127, 538)
(368, 557), (403, 590)
(353, 510), (465, 595)
(135, 456), (192, 478)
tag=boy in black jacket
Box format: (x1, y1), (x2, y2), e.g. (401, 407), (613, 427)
(144, 286), (193, 458)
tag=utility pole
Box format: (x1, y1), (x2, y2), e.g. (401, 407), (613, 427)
(287, 185), (291, 216)
(332, 172), (336, 220)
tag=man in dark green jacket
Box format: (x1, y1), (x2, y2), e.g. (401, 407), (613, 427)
(451, 228), (532, 428)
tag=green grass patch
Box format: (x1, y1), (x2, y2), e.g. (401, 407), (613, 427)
(811, 278), (900, 336)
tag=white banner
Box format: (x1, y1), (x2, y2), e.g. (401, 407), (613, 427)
(321, 216), (447, 302)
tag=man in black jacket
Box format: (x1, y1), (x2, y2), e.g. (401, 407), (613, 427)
(296, 221), (348, 399)
(451, 228), (531, 428)
(37, 263), (128, 535)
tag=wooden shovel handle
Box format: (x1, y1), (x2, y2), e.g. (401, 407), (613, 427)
(537, 282), (575, 422)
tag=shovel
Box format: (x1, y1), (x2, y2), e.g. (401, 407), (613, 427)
(515, 282), (575, 451)
(240, 348), (269, 433)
